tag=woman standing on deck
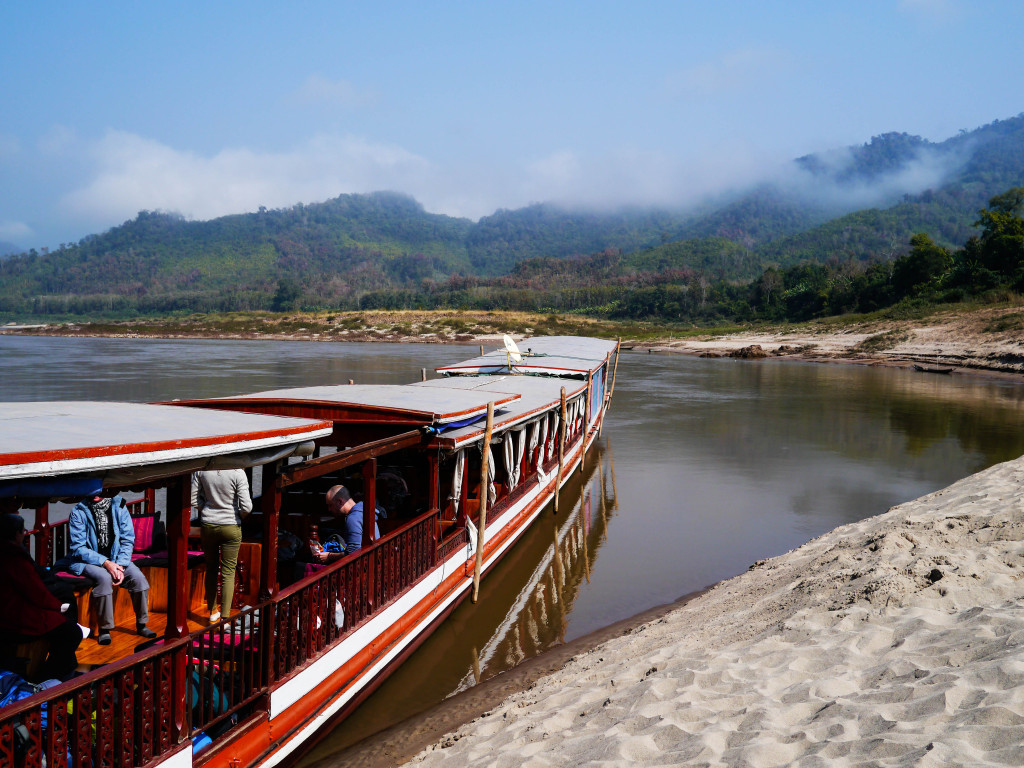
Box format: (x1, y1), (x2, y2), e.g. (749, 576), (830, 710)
(191, 469), (252, 624)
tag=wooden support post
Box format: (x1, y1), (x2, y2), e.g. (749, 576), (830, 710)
(260, 460), (282, 602)
(165, 478), (190, 639)
(427, 452), (439, 513)
(471, 402), (494, 604)
(479, 345), (485, 357)
(608, 338), (621, 403)
(33, 502), (50, 567)
(421, 367), (427, 382)
(554, 387), (566, 514)
(348, 379), (354, 385)
(362, 458), (377, 547)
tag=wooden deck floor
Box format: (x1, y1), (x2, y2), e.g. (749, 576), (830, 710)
(76, 608), (216, 668)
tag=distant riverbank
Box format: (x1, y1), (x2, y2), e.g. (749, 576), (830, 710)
(4, 303), (1024, 380)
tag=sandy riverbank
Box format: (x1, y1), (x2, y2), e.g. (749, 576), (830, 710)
(307, 454), (1024, 768)
(632, 305), (1024, 381)
(384, 455), (1024, 767)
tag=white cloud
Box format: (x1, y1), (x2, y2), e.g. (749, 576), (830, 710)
(516, 144), (779, 212)
(0, 220), (32, 242)
(777, 143), (968, 212)
(62, 130), (434, 225)
(293, 74), (377, 109)
(59, 127), (790, 230)
(668, 48), (790, 96)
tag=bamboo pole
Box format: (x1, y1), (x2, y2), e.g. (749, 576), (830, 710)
(554, 387), (567, 514)
(598, 339), (621, 440)
(608, 338), (621, 402)
(471, 401), (495, 603)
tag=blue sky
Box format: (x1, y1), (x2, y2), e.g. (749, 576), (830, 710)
(1, 0), (1022, 250)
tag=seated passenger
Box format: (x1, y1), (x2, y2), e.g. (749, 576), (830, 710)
(68, 494), (156, 645)
(0, 499), (77, 621)
(320, 485), (385, 563)
(0, 513), (82, 681)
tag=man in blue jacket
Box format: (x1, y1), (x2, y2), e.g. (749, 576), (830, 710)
(68, 494), (156, 645)
(323, 485), (384, 558)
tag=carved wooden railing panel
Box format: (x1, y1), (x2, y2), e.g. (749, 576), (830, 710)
(272, 508), (439, 681)
(437, 527), (468, 562)
(0, 638), (189, 768)
(188, 605), (269, 740)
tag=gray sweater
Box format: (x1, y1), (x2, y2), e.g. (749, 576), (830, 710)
(191, 469), (253, 526)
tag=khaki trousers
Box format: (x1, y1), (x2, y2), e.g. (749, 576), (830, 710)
(200, 524), (242, 617)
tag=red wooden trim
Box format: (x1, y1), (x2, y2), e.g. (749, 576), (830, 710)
(166, 478), (190, 639)
(277, 429), (425, 488)
(260, 460), (282, 602)
(173, 394), (519, 424)
(33, 502), (50, 567)
(362, 458), (377, 549)
(0, 420), (333, 467)
(427, 452), (439, 514)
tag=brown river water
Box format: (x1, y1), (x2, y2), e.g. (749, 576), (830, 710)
(3, 335), (1023, 758)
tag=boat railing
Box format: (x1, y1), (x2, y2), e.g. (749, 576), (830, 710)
(0, 632), (191, 768)
(187, 604), (270, 745)
(270, 506), (441, 682)
(438, 526), (468, 561)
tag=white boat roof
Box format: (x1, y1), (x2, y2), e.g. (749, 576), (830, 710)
(436, 336), (618, 377)
(414, 376), (587, 446)
(0, 401), (334, 483)
(207, 384), (519, 425)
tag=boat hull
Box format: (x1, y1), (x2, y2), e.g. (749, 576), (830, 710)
(198, 422), (601, 768)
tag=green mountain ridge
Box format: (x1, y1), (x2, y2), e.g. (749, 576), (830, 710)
(1, 113), (1022, 318)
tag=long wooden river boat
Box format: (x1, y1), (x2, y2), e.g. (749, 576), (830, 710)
(0, 335), (619, 768)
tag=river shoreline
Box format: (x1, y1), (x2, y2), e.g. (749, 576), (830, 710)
(4, 302), (1024, 383)
(373, 455), (1024, 767)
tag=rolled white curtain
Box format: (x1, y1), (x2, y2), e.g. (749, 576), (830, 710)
(527, 420), (539, 469)
(486, 443), (496, 506)
(503, 431), (516, 489)
(512, 428), (525, 487)
(449, 450), (465, 517)
(537, 417), (548, 464)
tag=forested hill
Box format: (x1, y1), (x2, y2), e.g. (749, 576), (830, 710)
(1, 113), (1023, 318)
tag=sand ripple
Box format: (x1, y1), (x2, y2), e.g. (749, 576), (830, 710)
(412, 458), (1024, 767)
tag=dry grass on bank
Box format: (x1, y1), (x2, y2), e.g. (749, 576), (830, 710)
(4, 302), (1024, 376)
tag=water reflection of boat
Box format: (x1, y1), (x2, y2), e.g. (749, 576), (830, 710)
(0, 335), (619, 768)
(454, 441), (616, 692)
(913, 364), (954, 374)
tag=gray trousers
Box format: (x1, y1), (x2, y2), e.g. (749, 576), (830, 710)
(80, 561), (150, 631)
